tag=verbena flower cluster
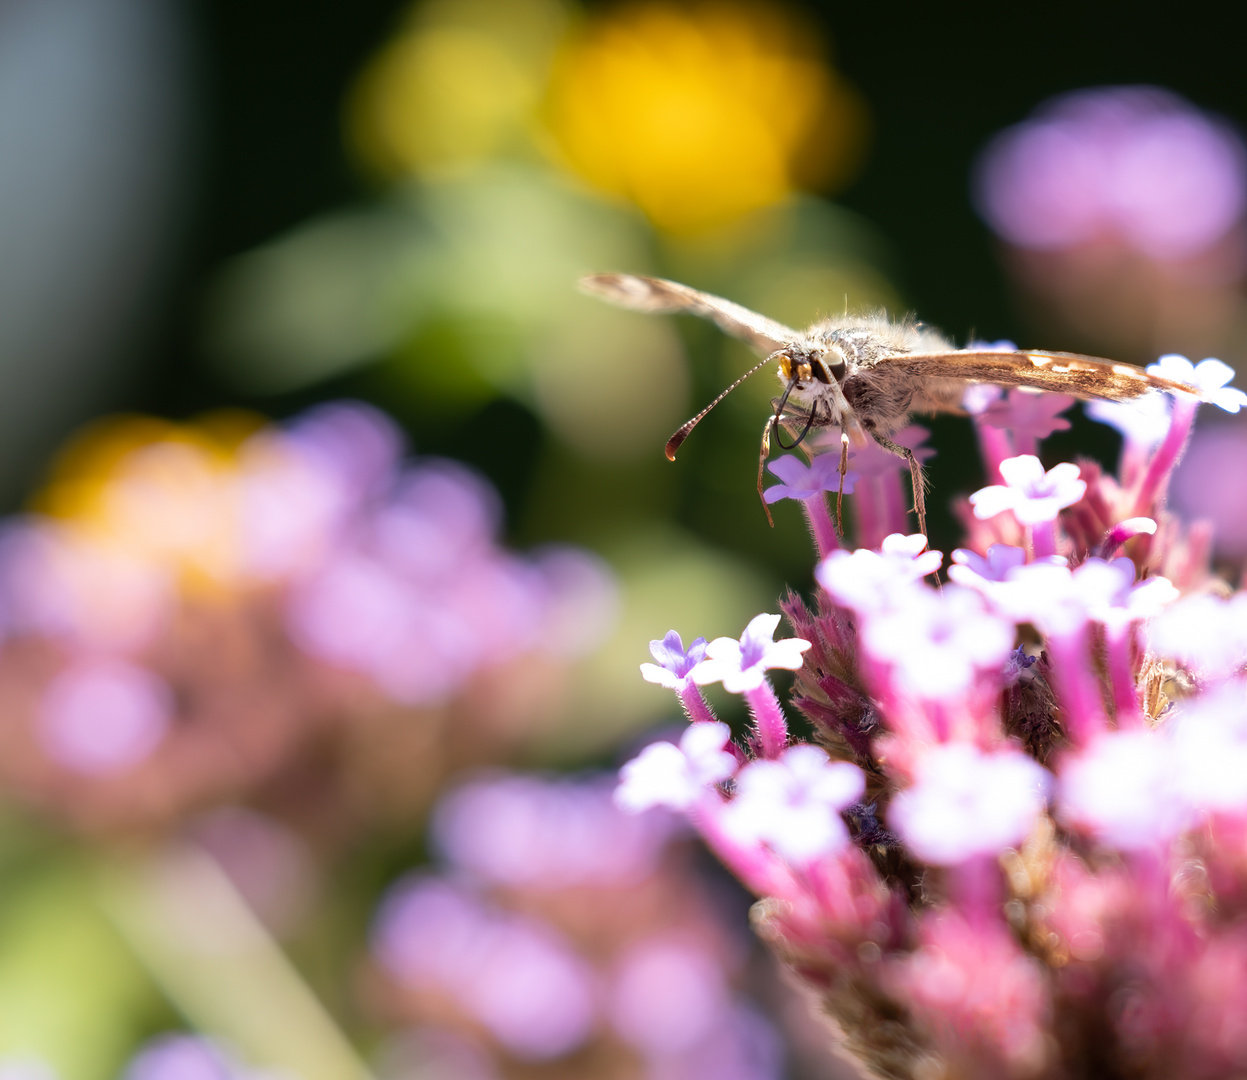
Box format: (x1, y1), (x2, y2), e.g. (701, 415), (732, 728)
(618, 356), (1247, 1079)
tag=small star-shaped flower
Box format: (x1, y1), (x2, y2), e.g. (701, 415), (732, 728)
(614, 722), (738, 813)
(763, 454), (857, 504)
(816, 534), (943, 614)
(1149, 354), (1247, 413)
(690, 613), (810, 694)
(640, 630), (708, 689)
(721, 744), (865, 863)
(969, 455), (1086, 525)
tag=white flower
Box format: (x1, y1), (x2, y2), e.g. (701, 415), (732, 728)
(890, 743), (1050, 864)
(721, 745), (864, 863)
(1149, 354), (1247, 413)
(615, 722), (737, 813)
(970, 456), (1086, 525)
(691, 613), (810, 694)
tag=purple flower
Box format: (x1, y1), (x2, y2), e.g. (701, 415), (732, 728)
(816, 534), (943, 614)
(37, 658), (171, 775)
(970, 455), (1086, 525)
(858, 586), (1016, 700)
(947, 544), (1031, 589)
(641, 630), (709, 688)
(691, 614), (810, 694)
(1057, 731), (1190, 849)
(1148, 354), (1247, 413)
(889, 743), (1051, 865)
(124, 1036), (238, 1080)
(1086, 393), (1173, 451)
(974, 86), (1247, 260)
(721, 745), (865, 864)
(763, 454), (857, 504)
(615, 722), (738, 813)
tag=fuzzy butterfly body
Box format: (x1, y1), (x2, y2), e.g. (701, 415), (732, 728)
(580, 272), (1208, 534)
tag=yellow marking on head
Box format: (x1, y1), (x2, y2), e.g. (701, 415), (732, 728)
(778, 355), (794, 380)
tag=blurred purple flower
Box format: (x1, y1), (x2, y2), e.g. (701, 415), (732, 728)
(691, 614), (810, 694)
(889, 744), (1050, 865)
(1074, 556), (1178, 634)
(948, 544), (1030, 589)
(975, 86), (1247, 260)
(839, 425), (935, 479)
(124, 1036), (237, 1080)
(970, 456), (1086, 525)
(1086, 393), (1173, 451)
(607, 938), (729, 1057)
(763, 454), (857, 504)
(432, 772), (677, 888)
(974, 389), (1075, 442)
(721, 745), (864, 864)
(372, 876), (596, 1060)
(37, 658), (171, 774)
(615, 722), (737, 813)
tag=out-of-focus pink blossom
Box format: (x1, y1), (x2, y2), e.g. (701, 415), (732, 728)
(816, 534), (942, 614)
(37, 658), (171, 775)
(372, 877), (596, 1060)
(894, 912), (1049, 1070)
(1074, 557), (1179, 633)
(1148, 593), (1247, 679)
(721, 745), (864, 864)
(124, 1035), (242, 1080)
(889, 743), (1050, 865)
(835, 425), (935, 479)
(948, 544), (1032, 589)
(1169, 681), (1247, 817)
(974, 86), (1247, 260)
(432, 772), (677, 888)
(970, 456), (1086, 526)
(607, 938), (729, 1057)
(974, 389), (1075, 443)
(691, 614), (810, 694)
(615, 723), (738, 813)
(858, 586), (1015, 701)
(763, 454), (857, 504)
(1058, 731), (1192, 848)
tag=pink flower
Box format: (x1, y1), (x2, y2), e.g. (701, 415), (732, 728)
(1087, 393), (1173, 451)
(615, 723), (738, 813)
(1148, 593), (1247, 679)
(970, 456), (1086, 525)
(721, 745), (864, 864)
(889, 743), (1051, 865)
(974, 389), (1075, 443)
(691, 614), (810, 694)
(858, 586), (1015, 701)
(816, 534), (943, 614)
(948, 544), (1031, 589)
(1074, 557), (1178, 634)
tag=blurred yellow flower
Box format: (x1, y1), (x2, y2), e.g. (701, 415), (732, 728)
(347, 0), (568, 178)
(543, 1), (867, 232)
(34, 412), (264, 590)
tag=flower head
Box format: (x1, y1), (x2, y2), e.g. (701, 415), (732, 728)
(816, 534), (943, 614)
(641, 630), (709, 688)
(859, 586), (1015, 701)
(1086, 393), (1173, 451)
(691, 613), (810, 694)
(615, 722), (737, 813)
(889, 743), (1051, 865)
(722, 745), (864, 864)
(947, 544), (1031, 589)
(970, 456), (1086, 525)
(974, 389), (1075, 443)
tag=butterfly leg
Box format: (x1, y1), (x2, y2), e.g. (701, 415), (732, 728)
(865, 429), (929, 539)
(757, 415), (776, 527)
(835, 429), (849, 538)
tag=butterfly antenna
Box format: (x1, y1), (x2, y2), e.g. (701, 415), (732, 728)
(665, 352), (780, 461)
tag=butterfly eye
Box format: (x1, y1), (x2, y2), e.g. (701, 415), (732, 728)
(822, 345), (848, 381)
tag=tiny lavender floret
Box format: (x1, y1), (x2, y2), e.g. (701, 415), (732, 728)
(624, 351), (1247, 1079)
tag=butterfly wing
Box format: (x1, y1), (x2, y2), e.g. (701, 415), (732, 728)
(580, 273), (799, 355)
(878, 350), (1203, 413)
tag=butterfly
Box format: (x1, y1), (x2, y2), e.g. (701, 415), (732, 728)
(581, 272), (1214, 537)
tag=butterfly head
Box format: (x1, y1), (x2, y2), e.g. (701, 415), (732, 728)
(777, 343), (848, 388)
